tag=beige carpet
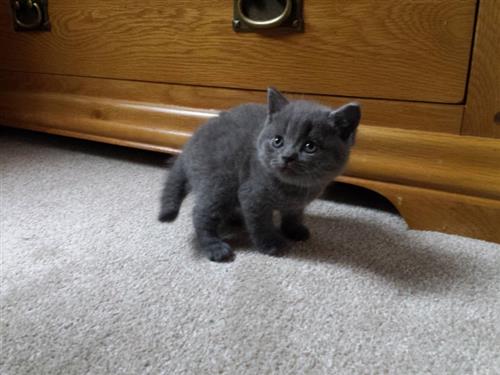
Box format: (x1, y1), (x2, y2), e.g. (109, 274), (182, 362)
(1, 127), (499, 375)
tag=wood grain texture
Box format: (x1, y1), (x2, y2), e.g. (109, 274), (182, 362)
(0, 0), (476, 102)
(338, 176), (500, 244)
(462, 0), (500, 138)
(0, 92), (198, 151)
(0, 72), (464, 134)
(349, 126), (500, 201)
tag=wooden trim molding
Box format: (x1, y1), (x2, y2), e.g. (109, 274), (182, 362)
(349, 126), (500, 201)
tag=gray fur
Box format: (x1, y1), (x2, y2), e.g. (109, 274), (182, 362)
(159, 88), (361, 262)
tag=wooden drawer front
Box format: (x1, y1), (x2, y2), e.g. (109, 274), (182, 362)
(0, 0), (476, 103)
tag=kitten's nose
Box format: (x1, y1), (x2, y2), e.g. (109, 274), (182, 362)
(282, 154), (297, 165)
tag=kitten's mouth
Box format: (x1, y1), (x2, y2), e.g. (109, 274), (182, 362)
(269, 161), (299, 177)
(277, 164), (296, 175)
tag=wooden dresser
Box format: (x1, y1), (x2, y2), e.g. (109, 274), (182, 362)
(1, 0), (499, 243)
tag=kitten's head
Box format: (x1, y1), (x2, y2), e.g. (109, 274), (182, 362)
(257, 87), (361, 187)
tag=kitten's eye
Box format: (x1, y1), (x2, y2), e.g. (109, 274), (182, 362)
(303, 141), (317, 153)
(272, 135), (284, 148)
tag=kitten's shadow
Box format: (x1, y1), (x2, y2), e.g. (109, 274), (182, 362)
(218, 212), (475, 295)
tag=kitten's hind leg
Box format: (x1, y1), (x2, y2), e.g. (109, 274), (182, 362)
(193, 198), (234, 262)
(159, 157), (188, 222)
(280, 209), (310, 241)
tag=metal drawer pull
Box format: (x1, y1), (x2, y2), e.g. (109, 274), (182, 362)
(14, 0), (42, 29)
(11, 0), (50, 31)
(237, 0), (292, 29)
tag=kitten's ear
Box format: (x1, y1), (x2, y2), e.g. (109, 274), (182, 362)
(267, 87), (289, 115)
(328, 102), (361, 144)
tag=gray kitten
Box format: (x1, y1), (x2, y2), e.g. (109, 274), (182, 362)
(159, 88), (361, 262)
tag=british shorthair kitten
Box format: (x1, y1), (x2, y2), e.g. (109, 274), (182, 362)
(159, 88), (361, 262)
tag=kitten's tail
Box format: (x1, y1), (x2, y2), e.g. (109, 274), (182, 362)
(158, 156), (188, 222)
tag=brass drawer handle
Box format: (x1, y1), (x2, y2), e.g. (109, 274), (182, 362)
(237, 0), (292, 29)
(11, 0), (49, 31)
(14, 0), (42, 29)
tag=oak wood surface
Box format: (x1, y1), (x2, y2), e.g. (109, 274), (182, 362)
(0, 92), (197, 151)
(0, 72), (464, 134)
(349, 126), (500, 201)
(462, 0), (500, 138)
(338, 176), (500, 244)
(0, 0), (476, 102)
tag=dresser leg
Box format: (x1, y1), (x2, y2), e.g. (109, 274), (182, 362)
(338, 176), (500, 244)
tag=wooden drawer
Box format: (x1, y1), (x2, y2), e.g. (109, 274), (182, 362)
(0, 0), (476, 103)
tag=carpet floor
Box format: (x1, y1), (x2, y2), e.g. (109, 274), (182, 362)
(1, 127), (499, 375)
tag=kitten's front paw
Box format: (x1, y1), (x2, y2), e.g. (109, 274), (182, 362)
(281, 223), (310, 241)
(204, 242), (235, 262)
(257, 235), (287, 256)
